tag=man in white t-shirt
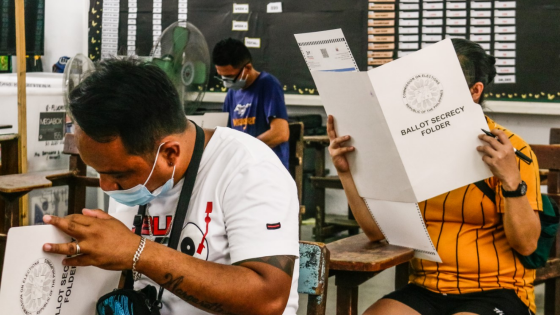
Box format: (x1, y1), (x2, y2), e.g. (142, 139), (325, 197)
(41, 58), (299, 315)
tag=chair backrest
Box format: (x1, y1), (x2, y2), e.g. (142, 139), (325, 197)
(288, 122), (304, 202)
(298, 241), (330, 315)
(531, 128), (560, 258)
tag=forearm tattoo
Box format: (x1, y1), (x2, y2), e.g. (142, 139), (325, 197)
(162, 273), (237, 315)
(161, 255), (295, 314)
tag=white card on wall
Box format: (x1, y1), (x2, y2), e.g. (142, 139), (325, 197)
(232, 20), (249, 31)
(244, 37), (261, 48)
(267, 2), (282, 13)
(233, 3), (249, 14)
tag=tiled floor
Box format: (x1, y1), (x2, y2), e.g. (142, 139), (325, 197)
(296, 226), (545, 315)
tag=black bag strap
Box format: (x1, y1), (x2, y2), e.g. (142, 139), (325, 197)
(167, 123), (205, 250)
(474, 180), (496, 205)
(124, 123), (205, 299)
(133, 206), (147, 236)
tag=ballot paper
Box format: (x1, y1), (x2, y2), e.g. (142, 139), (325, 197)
(365, 199), (439, 261)
(296, 30), (492, 262)
(0, 213), (134, 315)
(294, 29), (359, 72)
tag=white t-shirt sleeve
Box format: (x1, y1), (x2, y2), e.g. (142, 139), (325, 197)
(222, 160), (299, 263)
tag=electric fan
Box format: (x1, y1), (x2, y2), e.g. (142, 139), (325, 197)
(150, 21), (210, 114)
(62, 53), (94, 106)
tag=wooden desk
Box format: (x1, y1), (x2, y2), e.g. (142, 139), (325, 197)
(327, 233), (415, 315)
(0, 169), (75, 244)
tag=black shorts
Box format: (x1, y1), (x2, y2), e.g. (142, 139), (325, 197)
(382, 284), (533, 315)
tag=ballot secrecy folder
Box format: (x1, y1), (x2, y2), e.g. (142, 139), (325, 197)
(296, 31), (493, 262)
(312, 40), (492, 203)
(0, 212), (135, 315)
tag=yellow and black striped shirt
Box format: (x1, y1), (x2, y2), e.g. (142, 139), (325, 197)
(410, 117), (543, 313)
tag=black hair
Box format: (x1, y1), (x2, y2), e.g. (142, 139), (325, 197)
(451, 38), (497, 104)
(68, 58), (187, 157)
(212, 38), (252, 68)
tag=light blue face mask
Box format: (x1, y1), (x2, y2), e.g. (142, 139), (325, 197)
(104, 142), (176, 207)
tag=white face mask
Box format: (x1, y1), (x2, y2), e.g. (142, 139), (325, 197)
(223, 77), (247, 90)
(220, 65), (247, 90)
(103, 142), (175, 206)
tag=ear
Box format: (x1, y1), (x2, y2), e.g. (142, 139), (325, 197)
(470, 82), (485, 104)
(159, 141), (180, 167)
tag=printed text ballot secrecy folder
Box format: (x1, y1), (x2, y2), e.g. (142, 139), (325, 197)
(297, 32), (493, 262)
(0, 211), (135, 315)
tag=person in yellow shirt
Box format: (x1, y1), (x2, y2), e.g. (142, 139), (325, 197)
(328, 38), (542, 315)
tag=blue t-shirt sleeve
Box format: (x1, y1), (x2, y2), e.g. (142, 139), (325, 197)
(263, 76), (288, 124)
(223, 91), (233, 128)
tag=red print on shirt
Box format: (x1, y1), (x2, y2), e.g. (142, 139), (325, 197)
(197, 202), (213, 254)
(140, 215), (172, 236)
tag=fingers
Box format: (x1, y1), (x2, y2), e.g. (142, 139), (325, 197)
(43, 241), (83, 256)
(481, 154), (494, 167)
(476, 143), (498, 158)
(478, 133), (502, 151)
(478, 138), (518, 178)
(327, 115), (354, 150)
(62, 255), (94, 267)
(330, 135), (352, 149)
(331, 146), (355, 157)
(43, 214), (90, 237)
(329, 135), (355, 161)
(327, 115), (337, 141)
(82, 208), (112, 219)
(493, 129), (511, 145)
(477, 129), (515, 161)
(479, 129), (513, 151)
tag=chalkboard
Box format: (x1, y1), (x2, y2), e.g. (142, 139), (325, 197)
(87, 0), (560, 102)
(0, 0), (45, 55)
(188, 1), (367, 95)
(88, 0), (367, 96)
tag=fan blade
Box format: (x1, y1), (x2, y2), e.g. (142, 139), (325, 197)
(173, 26), (189, 60)
(152, 58), (175, 79)
(192, 61), (207, 85)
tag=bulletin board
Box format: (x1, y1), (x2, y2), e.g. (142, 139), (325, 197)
(362, 0), (560, 103)
(87, 0), (560, 102)
(484, 1), (560, 102)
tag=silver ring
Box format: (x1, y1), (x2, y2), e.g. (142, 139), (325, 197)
(75, 243), (81, 255)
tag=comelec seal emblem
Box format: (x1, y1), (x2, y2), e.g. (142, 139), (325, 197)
(402, 74), (444, 114)
(20, 259), (55, 315)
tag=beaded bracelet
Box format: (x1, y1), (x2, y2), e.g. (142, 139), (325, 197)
(132, 237), (147, 281)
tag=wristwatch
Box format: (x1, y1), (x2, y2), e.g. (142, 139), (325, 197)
(502, 180), (527, 198)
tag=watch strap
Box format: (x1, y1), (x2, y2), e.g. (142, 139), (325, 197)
(501, 180), (527, 198)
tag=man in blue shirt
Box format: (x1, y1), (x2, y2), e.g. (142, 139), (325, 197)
(213, 38), (290, 169)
